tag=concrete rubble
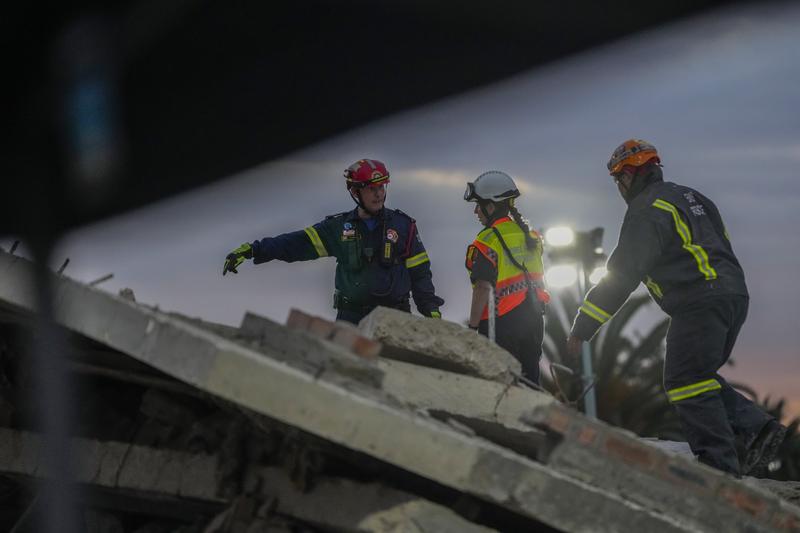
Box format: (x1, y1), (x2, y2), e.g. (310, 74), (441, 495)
(358, 306), (522, 382)
(0, 248), (798, 533)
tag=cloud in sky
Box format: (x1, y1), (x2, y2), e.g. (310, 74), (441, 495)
(17, 1), (798, 420)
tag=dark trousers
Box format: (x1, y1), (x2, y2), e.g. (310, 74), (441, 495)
(335, 299), (411, 325)
(664, 295), (772, 475)
(480, 298), (544, 383)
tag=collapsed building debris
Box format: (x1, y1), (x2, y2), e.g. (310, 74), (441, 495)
(358, 306), (521, 382)
(0, 248), (798, 532)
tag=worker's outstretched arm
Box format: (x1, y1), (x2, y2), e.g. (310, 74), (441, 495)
(571, 213), (663, 340)
(223, 221), (332, 275)
(252, 221), (332, 264)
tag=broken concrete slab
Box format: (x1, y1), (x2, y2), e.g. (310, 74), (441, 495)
(753, 479), (800, 507)
(256, 466), (496, 533)
(376, 358), (551, 457)
(525, 403), (800, 532)
(237, 311), (384, 389)
(0, 427), (224, 505)
(286, 308), (382, 359)
(0, 250), (687, 532)
(358, 500), (493, 533)
(283, 310), (553, 455)
(358, 306), (521, 382)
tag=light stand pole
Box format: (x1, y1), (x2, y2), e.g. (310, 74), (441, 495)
(577, 264), (597, 419)
(544, 226), (604, 420)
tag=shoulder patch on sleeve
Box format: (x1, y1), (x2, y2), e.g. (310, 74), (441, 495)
(392, 208), (416, 223)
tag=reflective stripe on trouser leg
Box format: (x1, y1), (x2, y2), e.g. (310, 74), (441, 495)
(664, 299), (744, 475)
(670, 389), (740, 475)
(667, 378), (722, 403)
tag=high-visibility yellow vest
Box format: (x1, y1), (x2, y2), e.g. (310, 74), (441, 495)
(465, 216), (546, 320)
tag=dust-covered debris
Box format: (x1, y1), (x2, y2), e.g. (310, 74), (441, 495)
(0, 249), (798, 533)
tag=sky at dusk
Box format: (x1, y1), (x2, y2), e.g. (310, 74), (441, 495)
(7, 2), (798, 421)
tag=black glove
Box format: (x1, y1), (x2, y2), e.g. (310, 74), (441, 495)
(222, 243), (253, 276)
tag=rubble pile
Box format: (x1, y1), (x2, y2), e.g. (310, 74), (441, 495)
(0, 249), (798, 532)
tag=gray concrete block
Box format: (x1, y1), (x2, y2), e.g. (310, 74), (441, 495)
(358, 500), (495, 533)
(0, 251), (711, 532)
(0, 427), (224, 503)
(288, 310), (553, 456)
(752, 479), (800, 507)
(256, 466), (495, 533)
(378, 359), (552, 430)
(358, 307), (521, 382)
(524, 403), (800, 533)
(287, 308), (382, 359)
(238, 311), (384, 389)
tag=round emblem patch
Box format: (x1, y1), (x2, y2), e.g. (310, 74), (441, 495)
(386, 229), (399, 243)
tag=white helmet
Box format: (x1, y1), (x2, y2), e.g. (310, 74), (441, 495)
(464, 171), (520, 203)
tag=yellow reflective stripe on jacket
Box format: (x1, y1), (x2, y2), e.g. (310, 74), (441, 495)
(579, 300), (612, 324)
(645, 276), (663, 299)
(667, 378), (722, 403)
(652, 199), (718, 280)
(304, 227), (328, 257)
(405, 251), (430, 269)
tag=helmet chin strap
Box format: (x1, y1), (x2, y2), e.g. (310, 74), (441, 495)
(618, 179), (634, 203)
(351, 188), (385, 216)
(480, 200), (509, 226)
(479, 203), (493, 226)
(621, 164), (661, 204)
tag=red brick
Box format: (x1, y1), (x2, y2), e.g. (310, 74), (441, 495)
(286, 309), (313, 331)
(718, 485), (769, 518)
(771, 509), (800, 531)
(330, 327), (381, 359)
(308, 316), (336, 339)
(351, 335), (382, 359)
(604, 435), (657, 469)
(545, 406), (572, 434)
(576, 426), (598, 446)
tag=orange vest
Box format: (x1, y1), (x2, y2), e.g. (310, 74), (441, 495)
(466, 217), (548, 320)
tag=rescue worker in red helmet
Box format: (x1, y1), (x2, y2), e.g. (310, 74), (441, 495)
(566, 139), (785, 477)
(222, 159), (444, 324)
(464, 171), (550, 383)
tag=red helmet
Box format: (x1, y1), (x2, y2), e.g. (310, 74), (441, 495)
(344, 159), (390, 189)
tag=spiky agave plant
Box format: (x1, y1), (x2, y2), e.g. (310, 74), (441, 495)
(542, 289), (682, 440)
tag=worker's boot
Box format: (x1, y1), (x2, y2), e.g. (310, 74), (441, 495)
(742, 420), (787, 477)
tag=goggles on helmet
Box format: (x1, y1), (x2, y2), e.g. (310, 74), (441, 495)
(463, 182), (479, 202)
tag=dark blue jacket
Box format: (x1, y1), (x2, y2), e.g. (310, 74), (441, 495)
(572, 180), (748, 340)
(251, 207), (444, 316)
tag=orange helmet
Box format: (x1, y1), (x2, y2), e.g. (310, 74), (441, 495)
(607, 139), (660, 175)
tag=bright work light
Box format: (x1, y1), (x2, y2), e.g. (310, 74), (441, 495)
(545, 264), (578, 288)
(544, 226), (575, 247)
